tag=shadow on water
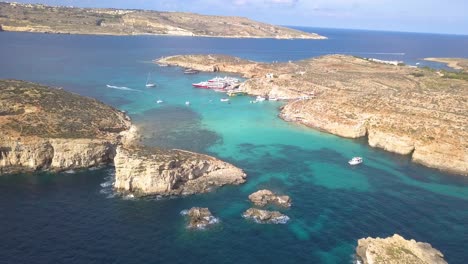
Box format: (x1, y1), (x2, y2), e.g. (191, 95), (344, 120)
(132, 105), (222, 152)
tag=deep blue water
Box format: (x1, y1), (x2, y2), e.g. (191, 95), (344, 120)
(0, 28), (467, 264)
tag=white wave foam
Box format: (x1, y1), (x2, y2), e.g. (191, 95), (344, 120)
(64, 169), (76, 174)
(106, 84), (140, 92)
(180, 209), (189, 215)
(100, 181), (113, 188)
(122, 194), (135, 200)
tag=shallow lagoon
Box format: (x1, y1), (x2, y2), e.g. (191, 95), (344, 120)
(1, 29), (467, 263)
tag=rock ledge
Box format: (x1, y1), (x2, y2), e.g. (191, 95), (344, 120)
(248, 189), (291, 207)
(356, 234), (447, 264)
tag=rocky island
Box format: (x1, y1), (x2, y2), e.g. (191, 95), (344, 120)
(158, 55), (468, 176)
(0, 2), (325, 39)
(242, 208), (290, 224)
(0, 80), (246, 196)
(356, 234), (447, 264)
(180, 207), (220, 229)
(248, 189), (292, 207)
(114, 146), (246, 196)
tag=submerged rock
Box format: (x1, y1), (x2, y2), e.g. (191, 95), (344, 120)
(242, 208), (289, 224)
(356, 234), (447, 264)
(181, 207), (219, 229)
(248, 189), (291, 207)
(114, 146), (246, 196)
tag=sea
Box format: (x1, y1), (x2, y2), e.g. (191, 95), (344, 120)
(0, 27), (467, 264)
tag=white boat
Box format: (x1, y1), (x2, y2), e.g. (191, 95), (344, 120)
(269, 97), (278, 101)
(209, 76), (239, 84)
(348, 157), (363, 165)
(156, 100), (163, 104)
(220, 98), (230, 102)
(255, 96), (266, 102)
(146, 73), (156, 87)
(185, 101), (190, 106)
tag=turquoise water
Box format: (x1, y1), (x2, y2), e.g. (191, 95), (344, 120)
(1, 30), (467, 263)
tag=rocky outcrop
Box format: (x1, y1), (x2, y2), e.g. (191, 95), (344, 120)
(1, 80), (247, 197)
(159, 54), (468, 176)
(180, 207), (219, 229)
(248, 189), (291, 207)
(0, 138), (117, 174)
(242, 208), (289, 224)
(0, 2), (326, 39)
(0, 80), (132, 174)
(114, 146), (246, 196)
(356, 234), (447, 264)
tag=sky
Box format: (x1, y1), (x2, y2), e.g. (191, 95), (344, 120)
(10, 0), (468, 35)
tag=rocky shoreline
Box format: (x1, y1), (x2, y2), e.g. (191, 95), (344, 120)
(0, 79), (246, 196)
(158, 55), (468, 176)
(114, 146), (246, 196)
(356, 234), (447, 264)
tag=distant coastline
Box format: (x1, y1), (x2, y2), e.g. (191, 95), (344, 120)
(0, 2), (326, 39)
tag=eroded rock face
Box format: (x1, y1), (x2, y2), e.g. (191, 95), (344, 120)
(242, 208), (289, 224)
(114, 146), (246, 196)
(159, 54), (468, 176)
(0, 80), (132, 174)
(248, 189), (291, 207)
(181, 207), (219, 229)
(356, 234), (447, 264)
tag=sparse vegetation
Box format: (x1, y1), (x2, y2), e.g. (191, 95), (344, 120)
(0, 2), (325, 39)
(441, 70), (468, 81)
(0, 80), (129, 138)
(410, 72), (424, 77)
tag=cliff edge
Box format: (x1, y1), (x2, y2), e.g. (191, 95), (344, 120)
(0, 79), (131, 174)
(158, 54), (468, 176)
(356, 234), (447, 264)
(0, 79), (246, 196)
(114, 146), (246, 196)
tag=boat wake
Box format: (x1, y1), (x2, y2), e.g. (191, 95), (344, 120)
(106, 84), (140, 92)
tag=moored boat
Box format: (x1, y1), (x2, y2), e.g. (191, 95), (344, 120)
(192, 81), (228, 89)
(255, 96), (266, 102)
(348, 157), (363, 165)
(184, 68), (199, 74)
(145, 73), (156, 87)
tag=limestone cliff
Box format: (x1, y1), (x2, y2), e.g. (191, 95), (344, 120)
(0, 2), (325, 39)
(114, 146), (246, 196)
(0, 80), (131, 174)
(159, 54), (468, 176)
(356, 234), (447, 264)
(1, 79), (246, 196)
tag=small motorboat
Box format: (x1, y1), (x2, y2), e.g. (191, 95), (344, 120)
(156, 100), (163, 104)
(220, 98), (230, 102)
(184, 68), (199, 74)
(185, 101), (190, 106)
(255, 96), (266, 102)
(145, 73), (156, 87)
(348, 157), (363, 165)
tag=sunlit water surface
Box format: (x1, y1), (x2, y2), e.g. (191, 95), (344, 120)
(1, 29), (467, 263)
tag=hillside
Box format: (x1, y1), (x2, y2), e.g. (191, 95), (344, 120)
(0, 2), (325, 39)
